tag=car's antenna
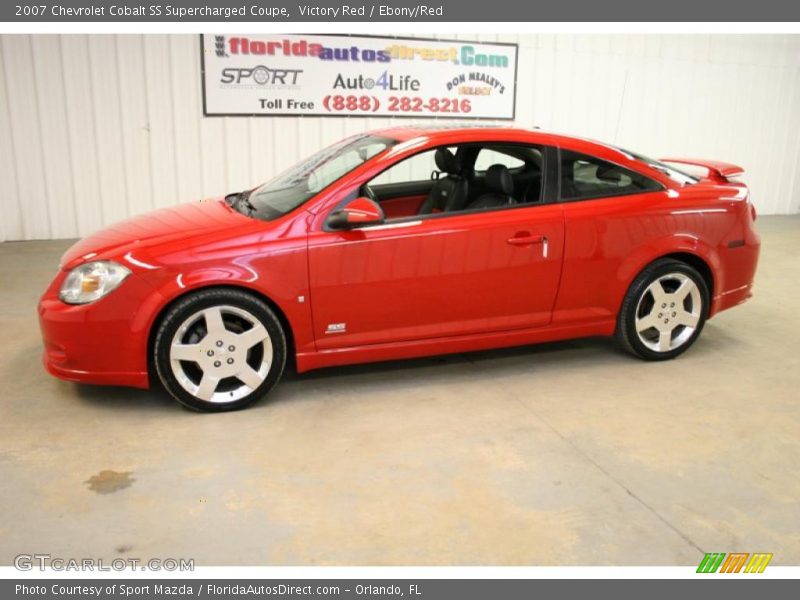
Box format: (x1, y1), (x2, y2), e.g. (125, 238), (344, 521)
(613, 69), (630, 144)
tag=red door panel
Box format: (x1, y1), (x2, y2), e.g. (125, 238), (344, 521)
(308, 204), (565, 350)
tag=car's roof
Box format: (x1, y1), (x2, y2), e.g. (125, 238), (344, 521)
(369, 125), (636, 164)
(371, 125), (538, 141)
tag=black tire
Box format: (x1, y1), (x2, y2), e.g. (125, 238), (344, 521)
(616, 258), (709, 361)
(153, 288), (287, 412)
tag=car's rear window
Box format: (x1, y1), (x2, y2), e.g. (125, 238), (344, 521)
(615, 147), (700, 186)
(561, 150), (663, 201)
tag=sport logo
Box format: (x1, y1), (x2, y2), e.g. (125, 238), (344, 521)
(696, 552), (773, 573)
(220, 66), (302, 87)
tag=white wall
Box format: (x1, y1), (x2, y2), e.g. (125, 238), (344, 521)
(1, 33), (799, 242)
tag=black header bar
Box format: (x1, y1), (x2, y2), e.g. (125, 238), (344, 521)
(4, 0), (800, 22)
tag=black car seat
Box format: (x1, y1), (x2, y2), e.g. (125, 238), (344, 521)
(559, 159), (579, 200)
(467, 164), (516, 210)
(418, 148), (469, 215)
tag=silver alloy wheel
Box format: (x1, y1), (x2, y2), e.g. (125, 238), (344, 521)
(634, 272), (702, 353)
(169, 305), (273, 403)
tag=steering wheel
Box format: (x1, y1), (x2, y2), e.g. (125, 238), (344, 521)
(362, 184), (378, 203)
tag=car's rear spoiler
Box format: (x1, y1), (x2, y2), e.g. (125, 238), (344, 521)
(660, 157), (745, 182)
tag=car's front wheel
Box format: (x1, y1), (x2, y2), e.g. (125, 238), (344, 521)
(153, 288), (286, 411)
(616, 258), (709, 361)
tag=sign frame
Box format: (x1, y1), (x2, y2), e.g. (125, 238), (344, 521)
(199, 34), (519, 120)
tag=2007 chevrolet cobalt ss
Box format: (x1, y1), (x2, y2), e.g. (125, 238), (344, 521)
(39, 127), (760, 411)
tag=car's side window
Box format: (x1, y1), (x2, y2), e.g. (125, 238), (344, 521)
(474, 148), (525, 172)
(363, 143), (551, 222)
(560, 149), (662, 202)
(370, 148), (451, 186)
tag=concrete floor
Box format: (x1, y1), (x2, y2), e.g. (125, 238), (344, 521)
(0, 215), (798, 566)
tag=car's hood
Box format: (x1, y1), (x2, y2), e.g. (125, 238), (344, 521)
(60, 199), (257, 270)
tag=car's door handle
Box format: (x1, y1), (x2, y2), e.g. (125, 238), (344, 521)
(507, 233), (549, 257)
(507, 234), (545, 246)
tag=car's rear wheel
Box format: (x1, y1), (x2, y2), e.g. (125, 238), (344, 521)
(153, 288), (286, 412)
(616, 259), (709, 360)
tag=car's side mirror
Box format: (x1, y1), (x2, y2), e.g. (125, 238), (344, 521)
(327, 197), (385, 230)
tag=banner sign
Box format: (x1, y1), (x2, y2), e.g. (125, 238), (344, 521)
(200, 34), (518, 119)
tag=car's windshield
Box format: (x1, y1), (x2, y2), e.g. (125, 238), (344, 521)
(232, 134), (398, 221)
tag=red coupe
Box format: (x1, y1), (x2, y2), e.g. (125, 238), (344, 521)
(38, 127), (760, 411)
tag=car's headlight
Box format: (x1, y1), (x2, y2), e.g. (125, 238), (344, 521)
(59, 261), (131, 304)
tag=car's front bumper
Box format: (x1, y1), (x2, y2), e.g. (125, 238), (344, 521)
(38, 270), (162, 389)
